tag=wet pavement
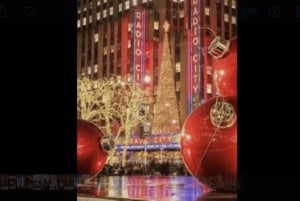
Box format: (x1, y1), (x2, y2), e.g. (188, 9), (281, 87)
(77, 176), (237, 201)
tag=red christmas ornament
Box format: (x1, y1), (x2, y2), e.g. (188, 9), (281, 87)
(77, 119), (108, 175)
(180, 96), (237, 181)
(213, 38), (237, 96)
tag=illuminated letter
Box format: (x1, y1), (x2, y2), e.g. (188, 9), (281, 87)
(136, 64), (141, 71)
(193, 17), (198, 26)
(136, 22), (142, 29)
(193, 84), (199, 93)
(192, 37), (199, 45)
(192, 54), (198, 62)
(136, 30), (141, 38)
(193, 7), (199, 15)
(136, 12), (141, 19)
(135, 49), (142, 56)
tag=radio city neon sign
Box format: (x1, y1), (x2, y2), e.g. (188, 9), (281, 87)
(191, 0), (200, 95)
(134, 11), (143, 84)
(129, 136), (173, 145)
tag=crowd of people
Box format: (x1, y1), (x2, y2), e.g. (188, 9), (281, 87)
(99, 158), (190, 176)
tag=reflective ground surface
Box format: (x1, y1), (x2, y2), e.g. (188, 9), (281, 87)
(77, 176), (237, 201)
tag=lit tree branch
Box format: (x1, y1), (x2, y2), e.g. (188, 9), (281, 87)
(77, 76), (152, 167)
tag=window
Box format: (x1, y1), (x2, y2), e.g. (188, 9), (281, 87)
(94, 64), (98, 73)
(232, 0), (236, 9)
(83, 17), (87, 25)
(205, 7), (210, 16)
(119, 3), (122, 12)
(154, 21), (159, 30)
(224, 0), (228, 6)
(109, 7), (114, 16)
(207, 84), (212, 94)
(89, 15), (92, 23)
(94, 33), (99, 42)
(125, 1), (130, 10)
(97, 12), (101, 20)
(142, 0), (147, 3)
(104, 0), (107, 3)
(97, 0), (101, 6)
(128, 23), (132, 31)
(128, 40), (131, 48)
(175, 62), (181, 72)
(232, 16), (236, 24)
(132, 0), (137, 6)
(88, 66), (91, 74)
(77, 19), (81, 28)
(179, 10), (184, 18)
(224, 13), (229, 22)
(103, 10), (107, 18)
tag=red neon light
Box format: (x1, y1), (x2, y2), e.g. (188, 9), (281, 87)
(134, 9), (143, 84)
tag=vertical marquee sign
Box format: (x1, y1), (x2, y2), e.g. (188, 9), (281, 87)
(133, 9), (145, 87)
(188, 0), (202, 112)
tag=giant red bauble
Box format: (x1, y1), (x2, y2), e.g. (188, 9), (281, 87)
(213, 38), (237, 96)
(77, 119), (107, 175)
(180, 96), (237, 182)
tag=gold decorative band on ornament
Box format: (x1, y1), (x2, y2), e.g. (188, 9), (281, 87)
(210, 100), (236, 129)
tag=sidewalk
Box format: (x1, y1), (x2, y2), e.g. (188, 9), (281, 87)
(77, 175), (237, 201)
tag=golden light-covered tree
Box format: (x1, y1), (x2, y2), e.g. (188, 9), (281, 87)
(77, 76), (151, 167)
(152, 21), (181, 134)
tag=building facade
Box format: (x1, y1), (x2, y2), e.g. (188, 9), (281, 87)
(77, 0), (237, 123)
(77, 0), (237, 167)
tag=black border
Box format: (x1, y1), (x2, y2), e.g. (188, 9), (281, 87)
(0, 0), (77, 200)
(238, 0), (300, 200)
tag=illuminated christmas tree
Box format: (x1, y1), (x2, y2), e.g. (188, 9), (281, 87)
(152, 21), (181, 134)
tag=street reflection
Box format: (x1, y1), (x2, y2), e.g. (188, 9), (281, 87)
(77, 176), (215, 201)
